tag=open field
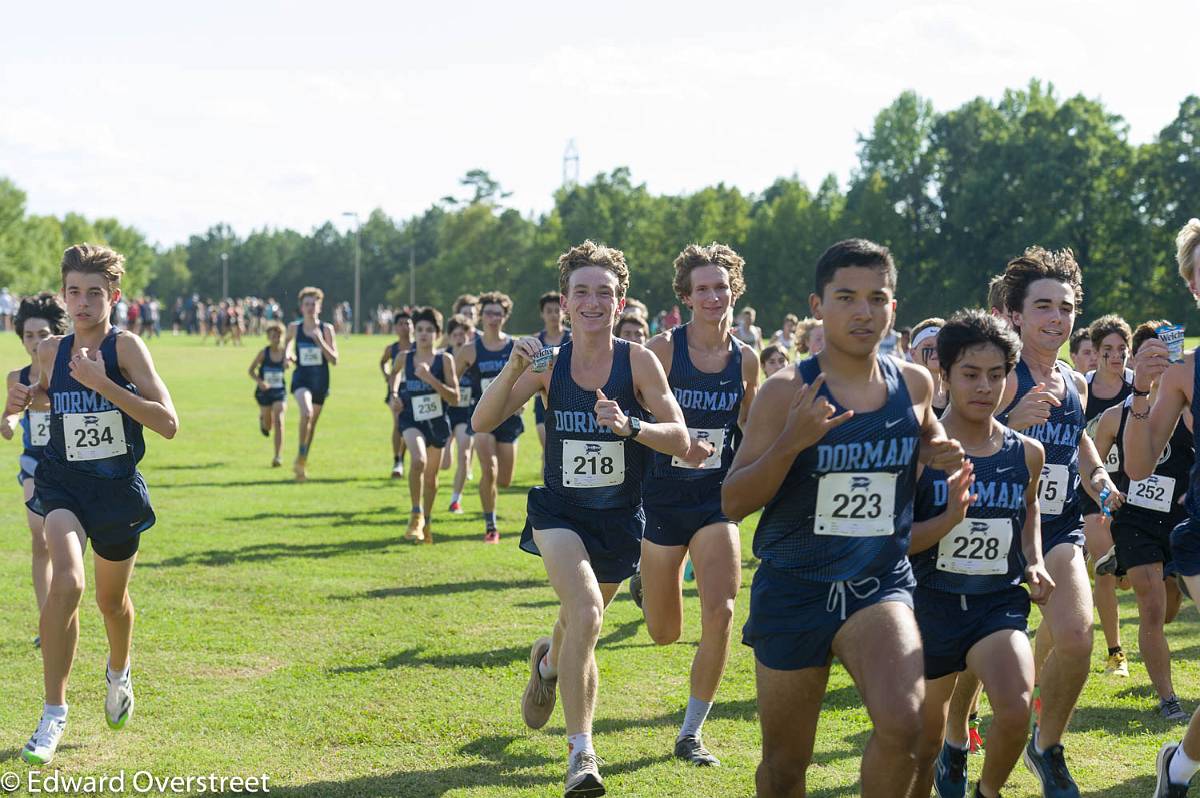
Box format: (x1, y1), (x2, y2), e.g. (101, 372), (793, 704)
(0, 333), (1197, 797)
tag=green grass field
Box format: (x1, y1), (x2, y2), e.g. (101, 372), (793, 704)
(0, 333), (1196, 797)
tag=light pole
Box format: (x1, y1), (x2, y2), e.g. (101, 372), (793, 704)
(220, 253), (229, 300)
(409, 244), (415, 307)
(342, 211), (361, 334)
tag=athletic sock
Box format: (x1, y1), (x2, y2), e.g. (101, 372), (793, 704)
(107, 661), (130, 683)
(484, 511), (497, 530)
(450, 491), (462, 504)
(539, 652), (557, 680)
(43, 703), (67, 721)
(1033, 725), (1047, 755)
(410, 506), (421, 515)
(1108, 645), (1123, 656)
(394, 456), (400, 466)
(678, 696), (713, 741)
(567, 732), (594, 765)
(1170, 745), (1200, 786)
(298, 443), (309, 457)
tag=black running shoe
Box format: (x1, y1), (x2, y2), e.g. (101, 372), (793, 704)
(629, 571), (644, 609)
(674, 735), (719, 767)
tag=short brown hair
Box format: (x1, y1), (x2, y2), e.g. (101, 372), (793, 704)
(987, 274), (1007, 314)
(1132, 319), (1170, 356)
(539, 291), (562, 311)
(557, 240), (629, 298)
(671, 243), (747, 302)
(446, 314), (475, 337)
(1088, 314), (1131, 349)
(478, 291), (513, 317)
(624, 297), (648, 319)
(1002, 246), (1083, 316)
(795, 318), (822, 354)
(616, 312), (648, 339)
(61, 244), (124, 296)
(265, 320), (285, 336)
(412, 306), (444, 333)
(454, 294), (479, 313)
(298, 286), (324, 303)
(759, 344), (788, 368)
(1177, 219), (1200, 284)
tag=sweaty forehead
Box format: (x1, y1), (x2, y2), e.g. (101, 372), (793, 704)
(1025, 278), (1075, 307)
(954, 343), (1007, 370)
(824, 266), (893, 296)
(568, 266), (618, 292)
(64, 272), (109, 292)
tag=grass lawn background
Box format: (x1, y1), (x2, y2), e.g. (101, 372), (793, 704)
(0, 332), (1196, 797)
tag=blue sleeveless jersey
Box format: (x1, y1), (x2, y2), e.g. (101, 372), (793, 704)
(911, 428), (1030, 593)
(291, 322), (330, 392)
(45, 332), (146, 479)
(18, 365), (49, 460)
(998, 360), (1084, 540)
(398, 350), (448, 426)
(472, 336), (513, 396)
(751, 355), (921, 581)
(1185, 352), (1200, 524)
(538, 329), (571, 348)
(648, 324), (742, 482)
(544, 338), (646, 509)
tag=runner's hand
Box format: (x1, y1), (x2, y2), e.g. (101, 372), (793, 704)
(1026, 561), (1055, 605)
(507, 336), (542, 375)
(679, 433), (717, 467)
(922, 434), (965, 472)
(595, 389), (630, 436)
(5, 381), (32, 417)
(69, 347), (107, 391)
(943, 461), (976, 526)
(413, 361), (434, 384)
(1131, 338), (1170, 392)
(780, 374), (853, 454)
(1005, 382), (1059, 431)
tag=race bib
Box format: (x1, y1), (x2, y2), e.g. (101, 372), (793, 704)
(672, 428), (726, 470)
(480, 376), (495, 395)
(562, 439), (624, 488)
(27, 411), (50, 447)
(936, 517), (1013, 575)
(1128, 474), (1175, 514)
(299, 346), (323, 367)
(412, 393), (444, 422)
(63, 410), (127, 462)
(263, 370), (285, 389)
(1037, 463), (1069, 515)
(1104, 444), (1119, 473)
(814, 472), (897, 537)
(458, 386), (473, 407)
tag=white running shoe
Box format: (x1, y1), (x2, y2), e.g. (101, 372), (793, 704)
(21, 712), (66, 765)
(565, 750), (605, 797)
(106, 668), (134, 730)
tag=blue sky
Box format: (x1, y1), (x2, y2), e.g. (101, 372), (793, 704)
(2, 0), (1194, 246)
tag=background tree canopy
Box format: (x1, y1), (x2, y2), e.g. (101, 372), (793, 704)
(1, 81), (1197, 330)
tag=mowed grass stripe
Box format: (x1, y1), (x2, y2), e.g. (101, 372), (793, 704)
(0, 332), (1195, 796)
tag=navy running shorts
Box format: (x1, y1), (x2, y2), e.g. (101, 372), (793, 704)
(742, 560), (915, 671)
(520, 486), (644, 584)
(643, 476), (731, 547)
(1170, 520), (1200, 578)
(481, 413), (524, 445)
(1042, 522), (1085, 555)
(256, 388), (286, 407)
(914, 585), (1030, 680)
(534, 394), (546, 426)
(27, 458), (154, 561)
(399, 416), (451, 450)
(1113, 513), (1177, 572)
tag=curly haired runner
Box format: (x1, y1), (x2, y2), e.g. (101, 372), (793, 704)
(630, 243), (759, 766)
(474, 241), (691, 797)
(1, 293), (69, 647)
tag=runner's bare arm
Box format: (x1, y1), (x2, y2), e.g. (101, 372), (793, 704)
(248, 348), (266, 384)
(1020, 436), (1053, 603)
(472, 336), (543, 431)
(739, 340), (759, 429)
(908, 461), (975, 554)
(1, 369), (20, 438)
(318, 323), (339, 366)
(80, 333), (179, 439)
(1125, 346), (1188, 480)
(627, 343), (689, 458)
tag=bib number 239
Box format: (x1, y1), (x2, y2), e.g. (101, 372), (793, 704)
(562, 439), (624, 488)
(63, 410), (127, 462)
(815, 472), (897, 537)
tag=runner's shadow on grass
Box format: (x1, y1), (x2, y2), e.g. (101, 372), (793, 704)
(155, 477), (372, 489)
(153, 461), (225, 470)
(330, 619), (643, 674)
(141, 537), (399, 568)
(262, 754), (661, 798)
(1065, 702), (1168, 735)
(1088, 772), (1156, 797)
(227, 508), (394, 522)
(333, 578), (545, 601)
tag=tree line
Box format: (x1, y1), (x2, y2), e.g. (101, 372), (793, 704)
(1, 80), (1197, 332)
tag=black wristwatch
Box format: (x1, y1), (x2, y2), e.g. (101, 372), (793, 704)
(1131, 387), (1150, 397)
(625, 416), (642, 440)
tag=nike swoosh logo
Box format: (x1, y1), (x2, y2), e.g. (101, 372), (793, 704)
(996, 467), (1013, 474)
(885, 418), (903, 429)
(719, 379), (733, 386)
(1006, 612), (1025, 619)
